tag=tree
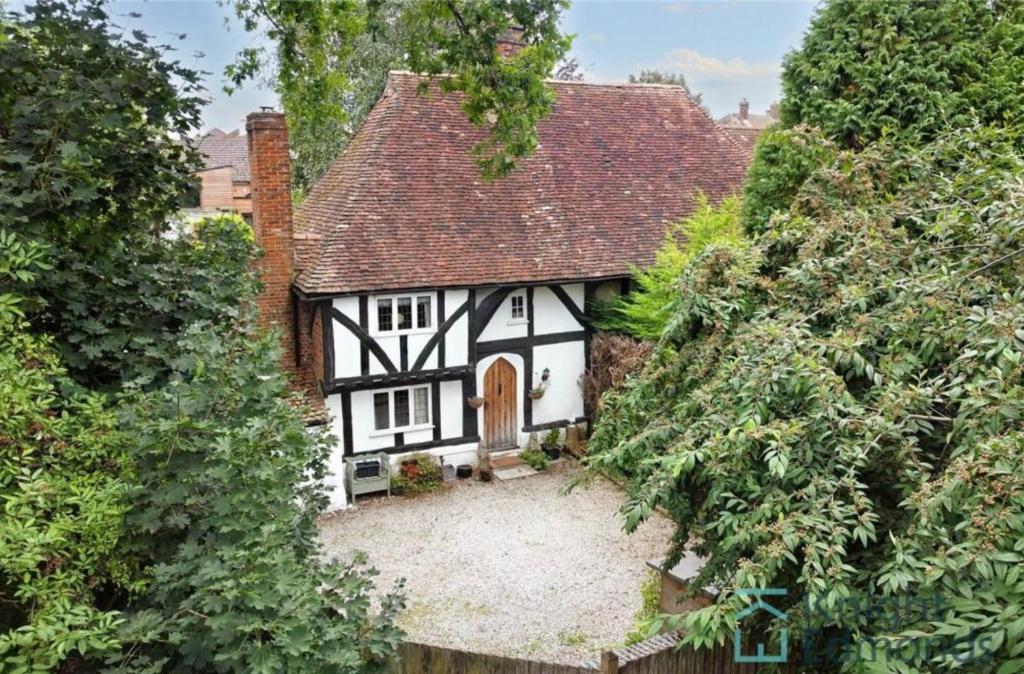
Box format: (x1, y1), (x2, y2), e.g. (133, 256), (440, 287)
(597, 196), (745, 341)
(780, 0), (1024, 150)
(0, 232), (132, 672)
(109, 318), (404, 673)
(743, 0), (1024, 234)
(629, 69), (702, 107)
(228, 0), (572, 190)
(586, 126), (1024, 671)
(1, 3), (402, 671)
(552, 56), (584, 81)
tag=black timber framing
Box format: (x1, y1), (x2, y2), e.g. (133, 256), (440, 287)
(358, 297), (370, 375)
(325, 365), (472, 394)
(331, 307), (397, 373)
(431, 380), (442, 442)
(436, 291), (446, 367)
(346, 434), (482, 457)
(546, 284), (587, 325)
(523, 416), (589, 433)
(411, 297), (469, 371)
(320, 300), (334, 389)
(475, 331), (585, 357)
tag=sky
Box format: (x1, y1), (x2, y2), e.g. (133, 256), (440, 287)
(96, 0), (818, 133)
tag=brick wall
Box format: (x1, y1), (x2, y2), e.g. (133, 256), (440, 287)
(246, 112), (299, 378)
(198, 166), (234, 209)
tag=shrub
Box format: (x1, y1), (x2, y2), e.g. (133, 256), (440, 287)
(520, 449), (551, 472)
(599, 196), (746, 340)
(581, 332), (654, 419)
(394, 453), (444, 495)
(587, 126), (1024, 669)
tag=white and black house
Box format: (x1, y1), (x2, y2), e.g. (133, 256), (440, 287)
(245, 69), (749, 508)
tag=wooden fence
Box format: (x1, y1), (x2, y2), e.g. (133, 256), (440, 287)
(396, 634), (791, 674)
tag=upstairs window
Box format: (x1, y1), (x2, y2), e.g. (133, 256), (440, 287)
(509, 291), (526, 323)
(375, 293), (433, 333)
(372, 385), (431, 432)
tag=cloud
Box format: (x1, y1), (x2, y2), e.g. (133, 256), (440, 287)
(587, 32), (606, 42)
(656, 48), (782, 118)
(662, 48), (779, 81)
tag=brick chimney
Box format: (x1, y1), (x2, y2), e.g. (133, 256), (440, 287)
(246, 111), (297, 373)
(497, 26), (526, 57)
(769, 101), (780, 120)
(739, 98), (750, 121)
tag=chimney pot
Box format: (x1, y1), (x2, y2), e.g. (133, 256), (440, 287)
(739, 98), (750, 121)
(497, 26), (526, 58)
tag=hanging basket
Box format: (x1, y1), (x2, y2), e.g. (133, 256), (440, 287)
(467, 396), (485, 409)
(528, 389), (545, 400)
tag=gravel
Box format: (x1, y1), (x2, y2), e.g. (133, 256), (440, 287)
(318, 461), (674, 665)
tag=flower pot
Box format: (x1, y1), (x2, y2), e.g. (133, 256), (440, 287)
(467, 396), (485, 409)
(529, 390), (545, 400)
(542, 446), (561, 460)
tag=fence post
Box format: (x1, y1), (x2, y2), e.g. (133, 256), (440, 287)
(600, 650), (619, 674)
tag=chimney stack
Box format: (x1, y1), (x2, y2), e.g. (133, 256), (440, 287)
(497, 26), (526, 58)
(769, 101), (780, 120)
(739, 98), (750, 121)
(246, 111), (297, 373)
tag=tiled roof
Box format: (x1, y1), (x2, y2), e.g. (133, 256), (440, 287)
(196, 129), (250, 182)
(294, 71), (750, 295)
(717, 112), (777, 130)
(723, 127), (762, 155)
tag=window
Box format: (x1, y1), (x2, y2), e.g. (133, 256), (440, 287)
(510, 292), (526, 322)
(416, 296), (432, 329)
(375, 294), (433, 333)
(370, 385), (431, 432)
(376, 299), (393, 332)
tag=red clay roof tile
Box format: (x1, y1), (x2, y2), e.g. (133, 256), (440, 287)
(293, 72), (749, 295)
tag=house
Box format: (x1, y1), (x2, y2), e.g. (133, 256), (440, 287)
(716, 98), (779, 154)
(188, 128), (253, 218)
(245, 69), (749, 508)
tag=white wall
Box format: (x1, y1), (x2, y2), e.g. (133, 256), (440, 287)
(533, 283), (583, 335)
(477, 287), (528, 342)
(332, 296), (361, 379)
(324, 394), (348, 509)
(531, 340), (585, 426)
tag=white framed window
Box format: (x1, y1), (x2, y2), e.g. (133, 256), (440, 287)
(509, 291), (526, 323)
(371, 385), (432, 433)
(374, 293), (433, 334)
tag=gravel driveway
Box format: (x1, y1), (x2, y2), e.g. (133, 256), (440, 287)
(318, 462), (674, 665)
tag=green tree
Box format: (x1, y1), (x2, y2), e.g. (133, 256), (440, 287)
(587, 126), (1024, 671)
(228, 0), (571, 189)
(598, 196), (745, 341)
(110, 320), (404, 673)
(743, 0), (1024, 234)
(628, 69), (701, 107)
(0, 231), (132, 672)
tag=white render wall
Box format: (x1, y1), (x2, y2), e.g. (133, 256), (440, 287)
(321, 281), (595, 510)
(530, 340), (585, 426)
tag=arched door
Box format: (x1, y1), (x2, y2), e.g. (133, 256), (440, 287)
(483, 357), (518, 450)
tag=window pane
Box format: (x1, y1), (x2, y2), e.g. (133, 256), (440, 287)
(394, 389), (410, 427)
(377, 299), (393, 332)
(373, 392), (390, 430)
(511, 294), (524, 319)
(416, 296), (432, 329)
(397, 297), (413, 331)
(414, 387), (429, 425)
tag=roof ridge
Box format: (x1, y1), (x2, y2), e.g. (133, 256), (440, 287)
(385, 69), (692, 90)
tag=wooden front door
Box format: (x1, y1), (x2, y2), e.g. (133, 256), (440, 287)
(483, 358), (518, 450)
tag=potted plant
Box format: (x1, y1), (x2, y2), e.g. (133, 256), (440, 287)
(467, 395), (485, 409)
(477, 446), (493, 482)
(529, 367), (551, 400)
(541, 428), (562, 460)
